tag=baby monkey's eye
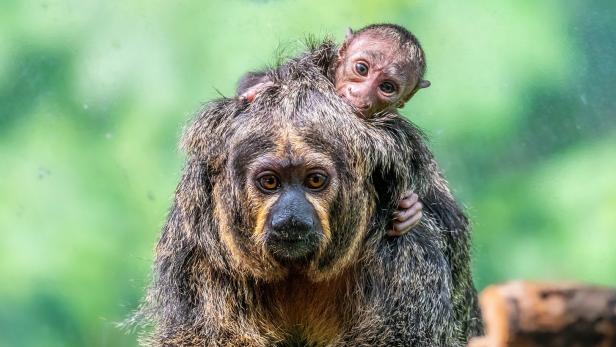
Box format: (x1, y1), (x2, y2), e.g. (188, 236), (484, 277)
(304, 172), (329, 191)
(355, 62), (369, 76)
(379, 81), (397, 95)
(257, 173), (280, 193)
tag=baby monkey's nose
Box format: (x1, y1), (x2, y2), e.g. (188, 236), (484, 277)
(351, 99), (371, 111)
(344, 87), (372, 112)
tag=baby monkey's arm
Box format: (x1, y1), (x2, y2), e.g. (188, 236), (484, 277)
(389, 191), (423, 236)
(236, 71), (274, 102)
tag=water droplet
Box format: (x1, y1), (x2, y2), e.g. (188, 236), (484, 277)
(580, 94), (587, 105)
(37, 167), (51, 179)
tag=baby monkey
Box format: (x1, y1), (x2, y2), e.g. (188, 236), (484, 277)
(237, 24), (429, 235)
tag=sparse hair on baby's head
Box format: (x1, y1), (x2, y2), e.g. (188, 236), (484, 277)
(353, 23), (427, 82)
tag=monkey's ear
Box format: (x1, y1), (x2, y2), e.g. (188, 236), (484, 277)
(345, 27), (354, 41)
(418, 80), (431, 89)
(338, 27), (354, 60)
(401, 79), (431, 104)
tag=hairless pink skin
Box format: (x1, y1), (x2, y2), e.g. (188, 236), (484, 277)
(389, 191), (423, 236)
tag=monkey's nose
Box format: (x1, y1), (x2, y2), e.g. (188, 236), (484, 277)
(270, 214), (314, 240)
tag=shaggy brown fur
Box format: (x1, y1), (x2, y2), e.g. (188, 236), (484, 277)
(135, 40), (482, 346)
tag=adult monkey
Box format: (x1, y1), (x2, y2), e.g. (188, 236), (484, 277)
(135, 41), (482, 346)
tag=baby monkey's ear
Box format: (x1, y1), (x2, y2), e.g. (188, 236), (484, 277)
(345, 27), (354, 41)
(338, 27), (354, 60)
(397, 79), (432, 108)
(408, 79), (431, 98)
(417, 80), (431, 89)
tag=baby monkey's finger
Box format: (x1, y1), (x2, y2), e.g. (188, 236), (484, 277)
(240, 90), (257, 103)
(398, 192), (419, 209)
(240, 81), (275, 103)
(388, 211), (423, 236)
(387, 228), (404, 237)
(394, 202), (423, 222)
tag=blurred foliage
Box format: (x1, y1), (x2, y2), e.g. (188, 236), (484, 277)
(1, 0), (615, 346)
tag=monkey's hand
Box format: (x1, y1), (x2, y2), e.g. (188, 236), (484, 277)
(388, 191), (423, 236)
(239, 81), (274, 103)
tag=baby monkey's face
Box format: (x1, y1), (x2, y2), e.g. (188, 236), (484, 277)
(335, 34), (418, 118)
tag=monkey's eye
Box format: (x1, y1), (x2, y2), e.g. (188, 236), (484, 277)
(304, 172), (329, 191)
(355, 62), (369, 76)
(379, 81), (397, 95)
(256, 173), (280, 193)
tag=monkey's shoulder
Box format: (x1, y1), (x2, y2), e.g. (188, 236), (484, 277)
(269, 39), (338, 84)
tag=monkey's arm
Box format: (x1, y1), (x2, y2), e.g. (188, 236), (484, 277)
(369, 114), (482, 340)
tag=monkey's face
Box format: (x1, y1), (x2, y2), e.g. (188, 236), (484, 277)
(335, 34), (418, 117)
(207, 76), (378, 281)
(246, 148), (338, 265)
(213, 117), (373, 281)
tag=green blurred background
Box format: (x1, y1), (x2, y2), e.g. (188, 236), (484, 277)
(1, 0), (615, 345)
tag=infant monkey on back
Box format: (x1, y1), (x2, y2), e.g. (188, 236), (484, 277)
(237, 24), (429, 236)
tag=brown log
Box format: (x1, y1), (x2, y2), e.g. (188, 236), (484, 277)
(469, 281), (616, 347)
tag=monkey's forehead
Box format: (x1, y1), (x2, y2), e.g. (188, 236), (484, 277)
(188, 86), (407, 178)
(224, 74), (371, 150)
(226, 121), (355, 178)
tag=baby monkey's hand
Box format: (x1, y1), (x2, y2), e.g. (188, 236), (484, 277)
(239, 81), (274, 103)
(388, 191), (423, 236)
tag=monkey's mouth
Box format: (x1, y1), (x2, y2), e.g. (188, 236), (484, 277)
(265, 231), (320, 265)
